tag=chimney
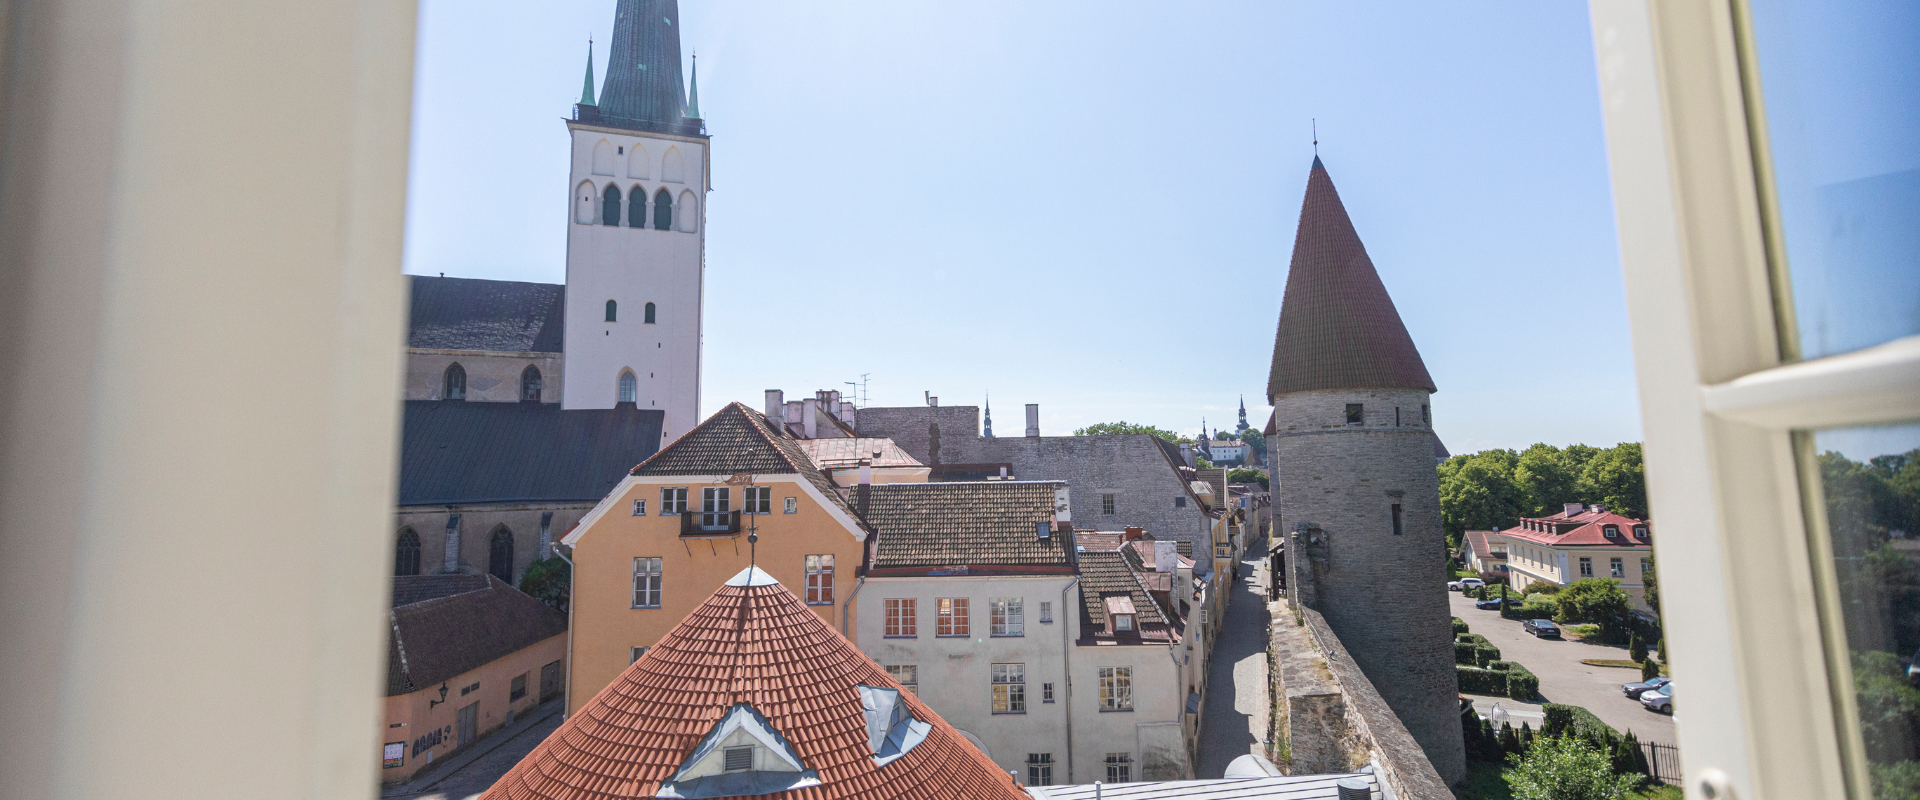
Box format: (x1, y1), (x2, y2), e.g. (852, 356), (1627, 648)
(858, 462), (872, 486)
(1563, 502), (1585, 517)
(1025, 404), (1040, 437)
(1590, 503), (1606, 514)
(765, 390), (784, 425)
(1180, 443), (1195, 468)
(1053, 484), (1072, 523)
(999, 466), (1009, 480)
(925, 391), (938, 407)
(1154, 540), (1176, 573)
(802, 398), (819, 438)
(1125, 526), (1145, 542)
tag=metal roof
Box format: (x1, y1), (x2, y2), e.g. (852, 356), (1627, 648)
(407, 275), (564, 353)
(397, 400), (663, 505)
(589, 0), (706, 136)
(1025, 773), (1375, 799)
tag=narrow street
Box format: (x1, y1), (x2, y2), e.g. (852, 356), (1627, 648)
(1194, 538), (1273, 778)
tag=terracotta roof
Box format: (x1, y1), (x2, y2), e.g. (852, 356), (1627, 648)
(633, 403), (855, 520)
(1498, 507), (1651, 549)
(1076, 532), (1128, 553)
(1268, 157), (1436, 397)
(1460, 530), (1507, 559)
(865, 481), (1072, 572)
(479, 569), (1026, 800)
(793, 438), (923, 469)
(1077, 549), (1176, 644)
(387, 576), (566, 697)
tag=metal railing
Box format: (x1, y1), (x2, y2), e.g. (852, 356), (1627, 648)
(1640, 741), (1682, 785)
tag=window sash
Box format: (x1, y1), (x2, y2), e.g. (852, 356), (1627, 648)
(632, 557), (662, 608)
(1098, 667), (1132, 710)
(991, 663), (1026, 713)
(701, 487), (730, 529)
(936, 598), (969, 636)
(885, 598), (916, 637)
(805, 555), (834, 605)
(990, 597), (1023, 636)
(660, 488), (687, 515)
(745, 486), (771, 514)
(886, 664), (917, 694)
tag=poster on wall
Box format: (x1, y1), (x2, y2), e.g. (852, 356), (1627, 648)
(383, 742), (405, 769)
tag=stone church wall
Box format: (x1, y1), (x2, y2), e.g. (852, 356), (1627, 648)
(405, 348), (563, 403)
(392, 502), (592, 585)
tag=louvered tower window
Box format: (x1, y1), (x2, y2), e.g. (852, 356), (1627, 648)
(602, 184), (622, 226)
(653, 188), (673, 230)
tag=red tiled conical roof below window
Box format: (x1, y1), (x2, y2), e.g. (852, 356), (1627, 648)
(1268, 157), (1436, 397)
(478, 567), (1026, 800)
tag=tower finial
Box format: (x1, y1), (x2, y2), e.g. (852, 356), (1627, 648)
(579, 38), (597, 106)
(1312, 118), (1318, 155)
(685, 51), (702, 120)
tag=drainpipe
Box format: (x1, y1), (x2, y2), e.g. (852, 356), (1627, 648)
(1060, 576), (1078, 783)
(842, 575), (865, 636)
(554, 544), (576, 718)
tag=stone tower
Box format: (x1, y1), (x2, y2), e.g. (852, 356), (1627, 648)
(1268, 156), (1464, 783)
(562, 0), (708, 444)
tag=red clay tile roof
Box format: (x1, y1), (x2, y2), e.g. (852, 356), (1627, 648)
(1269, 157), (1436, 397)
(1076, 549), (1177, 644)
(387, 576), (566, 697)
(479, 570), (1026, 800)
(1498, 508), (1652, 549)
(864, 481), (1072, 572)
(1460, 530), (1507, 559)
(633, 402), (857, 522)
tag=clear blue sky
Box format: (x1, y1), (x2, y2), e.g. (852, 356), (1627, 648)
(403, 1), (1642, 455)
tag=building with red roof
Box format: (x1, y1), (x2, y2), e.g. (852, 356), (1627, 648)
(1498, 503), (1654, 609)
(479, 566), (1027, 800)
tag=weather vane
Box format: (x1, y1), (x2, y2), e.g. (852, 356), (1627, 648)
(1313, 118), (1318, 156)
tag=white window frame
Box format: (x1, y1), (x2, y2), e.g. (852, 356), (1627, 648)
(631, 498), (646, 516)
(1040, 601), (1053, 624)
(744, 486), (771, 515)
(783, 496), (798, 514)
(1591, 3), (1920, 797)
(990, 662), (1026, 714)
(632, 557), (662, 609)
(660, 487), (687, 516)
(990, 597), (1023, 637)
(804, 554), (834, 606)
(885, 664), (917, 694)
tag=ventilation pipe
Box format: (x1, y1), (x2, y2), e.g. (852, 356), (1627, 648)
(1025, 404), (1040, 437)
(764, 390), (784, 425)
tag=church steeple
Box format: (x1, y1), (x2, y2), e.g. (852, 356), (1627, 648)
(579, 40), (597, 106)
(983, 393), (994, 438)
(594, 0), (700, 136)
(1236, 394), (1249, 432)
(684, 53), (701, 120)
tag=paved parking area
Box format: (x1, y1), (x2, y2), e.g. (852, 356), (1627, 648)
(1449, 592), (1676, 745)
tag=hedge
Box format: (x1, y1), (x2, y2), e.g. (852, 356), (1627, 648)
(1457, 665), (1508, 696)
(1454, 634), (1502, 667)
(1492, 660), (1539, 700)
(1453, 617), (1470, 636)
(1543, 703), (1651, 777)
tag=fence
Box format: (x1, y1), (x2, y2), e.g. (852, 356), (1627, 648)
(1640, 741), (1682, 785)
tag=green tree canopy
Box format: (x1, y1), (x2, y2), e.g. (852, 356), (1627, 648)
(1438, 442), (1651, 547)
(519, 556), (571, 613)
(1228, 467), (1269, 490)
(1072, 421), (1178, 441)
(1438, 449), (1523, 546)
(1503, 734), (1642, 800)
(1555, 578), (1633, 626)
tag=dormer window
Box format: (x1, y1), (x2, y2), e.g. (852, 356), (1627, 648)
(724, 746), (753, 772)
(1115, 613), (1135, 632)
(1603, 525), (1620, 538)
(1634, 525), (1649, 539)
(656, 702), (819, 797)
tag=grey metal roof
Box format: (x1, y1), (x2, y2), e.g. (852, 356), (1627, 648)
(1025, 773), (1374, 799)
(397, 400), (663, 505)
(407, 275), (564, 353)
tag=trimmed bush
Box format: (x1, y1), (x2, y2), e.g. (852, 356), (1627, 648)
(1630, 634), (1648, 663)
(1455, 633), (1502, 667)
(1494, 660), (1540, 700)
(1641, 658), (1661, 682)
(1453, 617), (1470, 636)
(1457, 665), (1509, 696)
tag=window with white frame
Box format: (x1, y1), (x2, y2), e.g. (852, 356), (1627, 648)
(700, 487), (730, 529)
(1105, 752), (1133, 783)
(1040, 601), (1052, 624)
(884, 598), (916, 637)
(1042, 682), (1054, 703)
(783, 496), (798, 514)
(991, 663), (1025, 713)
(1579, 557), (1592, 577)
(885, 664), (917, 695)
(804, 554), (834, 605)
(629, 646), (647, 664)
(632, 557), (662, 608)
(1611, 557), (1624, 578)
(990, 597), (1023, 636)
(631, 499), (646, 516)
(660, 487), (687, 515)
(1098, 666), (1132, 710)
(936, 598), (968, 637)
(744, 486), (771, 514)
(1603, 524), (1620, 538)
(1026, 753), (1053, 786)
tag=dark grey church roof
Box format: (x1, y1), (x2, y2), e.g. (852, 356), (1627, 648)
(581, 0), (705, 137)
(408, 275), (564, 353)
(398, 400), (663, 506)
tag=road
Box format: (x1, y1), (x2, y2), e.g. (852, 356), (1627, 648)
(1449, 592), (1676, 745)
(384, 703), (563, 800)
(1194, 540), (1273, 778)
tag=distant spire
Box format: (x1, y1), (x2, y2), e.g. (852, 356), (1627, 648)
(684, 52), (702, 119)
(983, 392), (994, 438)
(579, 39), (597, 106)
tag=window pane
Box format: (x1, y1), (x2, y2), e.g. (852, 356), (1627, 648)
(1747, 0), (1920, 358)
(1805, 422), (1920, 797)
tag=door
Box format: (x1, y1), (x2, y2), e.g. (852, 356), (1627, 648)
(456, 702), (477, 749)
(539, 659), (563, 703)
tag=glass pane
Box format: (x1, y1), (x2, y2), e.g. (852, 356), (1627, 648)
(1806, 422), (1920, 798)
(1746, 0), (1920, 358)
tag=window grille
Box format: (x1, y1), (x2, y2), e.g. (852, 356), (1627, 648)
(936, 598), (969, 637)
(724, 746), (753, 773)
(632, 499), (646, 516)
(884, 598), (916, 637)
(1042, 682), (1055, 703)
(1105, 753), (1133, 783)
(1026, 754), (1053, 786)
(885, 664), (917, 694)
(991, 663), (1026, 713)
(1604, 525), (1620, 538)
(1039, 601), (1052, 624)
(1098, 667), (1132, 710)
(744, 486), (771, 514)
(632, 557), (662, 608)
(990, 597), (1023, 636)
(1579, 557), (1593, 577)
(1101, 493), (1116, 515)
(1611, 557), (1624, 578)
(443, 363), (466, 401)
(660, 488), (687, 515)
(805, 555), (834, 605)
(783, 497), (797, 514)
(394, 530), (421, 576)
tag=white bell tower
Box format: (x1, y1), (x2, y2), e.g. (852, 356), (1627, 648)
(560, 0), (707, 445)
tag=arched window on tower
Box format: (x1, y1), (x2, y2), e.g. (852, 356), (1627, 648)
(644, 302), (656, 324)
(394, 529), (421, 576)
(628, 185), (647, 227)
(653, 188), (673, 230)
(626, 142), (649, 178)
(662, 147), (684, 183)
(605, 299), (618, 322)
(521, 365), (543, 402)
(489, 527), (514, 583)
(618, 370), (637, 403)
(444, 363), (467, 401)
(678, 190), (697, 232)
(602, 184), (622, 226)
(591, 139), (614, 176)
(574, 181), (596, 224)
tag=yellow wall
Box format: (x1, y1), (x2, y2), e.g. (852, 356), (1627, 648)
(379, 632), (567, 784)
(567, 476), (867, 715)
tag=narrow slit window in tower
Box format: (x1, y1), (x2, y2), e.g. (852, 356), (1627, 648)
(653, 188), (673, 230)
(605, 299), (617, 322)
(1391, 503), (1403, 536)
(644, 302), (656, 324)
(444, 363), (466, 401)
(1345, 404), (1363, 425)
(618, 371), (637, 403)
(602, 184), (622, 226)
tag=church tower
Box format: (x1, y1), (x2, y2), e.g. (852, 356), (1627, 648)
(1268, 157), (1464, 783)
(562, 0), (708, 444)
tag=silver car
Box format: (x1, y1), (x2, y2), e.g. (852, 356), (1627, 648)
(1641, 683), (1673, 713)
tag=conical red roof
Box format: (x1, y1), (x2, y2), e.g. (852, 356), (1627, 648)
(479, 569), (1026, 800)
(1268, 157), (1436, 397)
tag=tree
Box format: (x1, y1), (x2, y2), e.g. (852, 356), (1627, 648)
(1236, 430), (1269, 464)
(1642, 551), (1661, 621)
(1629, 634), (1648, 663)
(519, 556), (571, 613)
(1197, 456), (1216, 470)
(1438, 449), (1524, 547)
(1228, 467), (1269, 490)
(1578, 443), (1649, 520)
(1640, 658), (1661, 683)
(1555, 578), (1634, 628)
(1503, 734), (1643, 800)
(1515, 443), (1580, 517)
(1072, 421), (1179, 441)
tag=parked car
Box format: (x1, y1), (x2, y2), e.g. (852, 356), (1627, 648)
(1622, 675), (1671, 699)
(1449, 578), (1486, 591)
(1641, 683), (1673, 713)
(1523, 619), (1561, 638)
(1475, 597), (1504, 610)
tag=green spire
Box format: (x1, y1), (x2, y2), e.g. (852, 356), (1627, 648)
(579, 39), (597, 106)
(684, 52), (701, 119)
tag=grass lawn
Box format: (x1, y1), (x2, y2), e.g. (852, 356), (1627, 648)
(1458, 761), (1514, 800)
(1581, 659), (1644, 669)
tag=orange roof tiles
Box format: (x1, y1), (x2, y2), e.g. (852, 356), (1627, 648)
(1499, 507), (1652, 549)
(479, 569), (1026, 800)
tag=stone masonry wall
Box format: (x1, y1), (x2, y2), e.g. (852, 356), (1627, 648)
(1273, 388), (1465, 786)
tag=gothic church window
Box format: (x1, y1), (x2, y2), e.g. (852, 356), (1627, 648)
(652, 188), (673, 230)
(394, 529), (421, 576)
(606, 299), (618, 322)
(489, 527), (514, 583)
(591, 139), (614, 176)
(644, 302), (656, 324)
(574, 181), (596, 224)
(602, 184), (622, 226)
(662, 147), (684, 183)
(628, 186), (647, 227)
(678, 190), (697, 232)
(626, 142), (649, 178)
(618, 370), (637, 403)
(521, 365), (542, 402)
(444, 363), (467, 401)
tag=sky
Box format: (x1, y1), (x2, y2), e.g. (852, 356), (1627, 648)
(403, 1), (1644, 455)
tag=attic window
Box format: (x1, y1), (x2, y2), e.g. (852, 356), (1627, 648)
(1345, 404), (1363, 425)
(1115, 613), (1135, 632)
(724, 746), (753, 772)
(1603, 525), (1620, 538)
(1634, 525), (1649, 538)
(1037, 521), (1052, 542)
